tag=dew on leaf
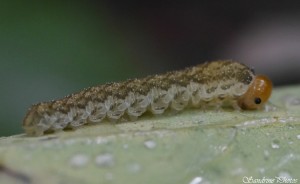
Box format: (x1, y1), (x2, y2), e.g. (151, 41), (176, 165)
(95, 153), (114, 167)
(69, 154), (89, 168)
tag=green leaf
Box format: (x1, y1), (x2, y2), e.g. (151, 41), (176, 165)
(1, 85), (300, 184)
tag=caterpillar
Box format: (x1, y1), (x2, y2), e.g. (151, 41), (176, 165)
(23, 61), (272, 136)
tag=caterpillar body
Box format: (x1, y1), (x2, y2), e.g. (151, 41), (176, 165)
(23, 61), (272, 136)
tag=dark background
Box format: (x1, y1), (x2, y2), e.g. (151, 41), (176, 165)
(1, 1), (300, 136)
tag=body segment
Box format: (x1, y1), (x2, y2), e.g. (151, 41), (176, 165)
(23, 61), (272, 136)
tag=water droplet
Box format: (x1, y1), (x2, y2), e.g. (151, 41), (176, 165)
(95, 137), (109, 144)
(257, 144), (260, 148)
(123, 144), (129, 149)
(95, 153), (114, 167)
(127, 163), (141, 173)
(278, 171), (292, 179)
(189, 177), (202, 184)
(296, 135), (300, 140)
(288, 125), (294, 129)
(70, 154), (89, 168)
(271, 143), (280, 149)
(271, 139), (280, 149)
(220, 146), (227, 152)
(144, 140), (157, 149)
(231, 167), (245, 175)
(258, 167), (265, 174)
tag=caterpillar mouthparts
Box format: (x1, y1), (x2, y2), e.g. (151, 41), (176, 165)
(23, 60), (272, 136)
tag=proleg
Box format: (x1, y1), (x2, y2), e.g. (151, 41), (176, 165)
(23, 60), (273, 136)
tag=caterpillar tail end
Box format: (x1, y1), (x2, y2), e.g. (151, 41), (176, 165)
(23, 104), (49, 136)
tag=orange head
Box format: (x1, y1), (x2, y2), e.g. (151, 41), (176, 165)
(238, 75), (272, 110)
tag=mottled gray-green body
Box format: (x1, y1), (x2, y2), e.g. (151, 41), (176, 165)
(23, 61), (254, 136)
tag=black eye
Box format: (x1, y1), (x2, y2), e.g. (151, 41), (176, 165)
(254, 97), (261, 104)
